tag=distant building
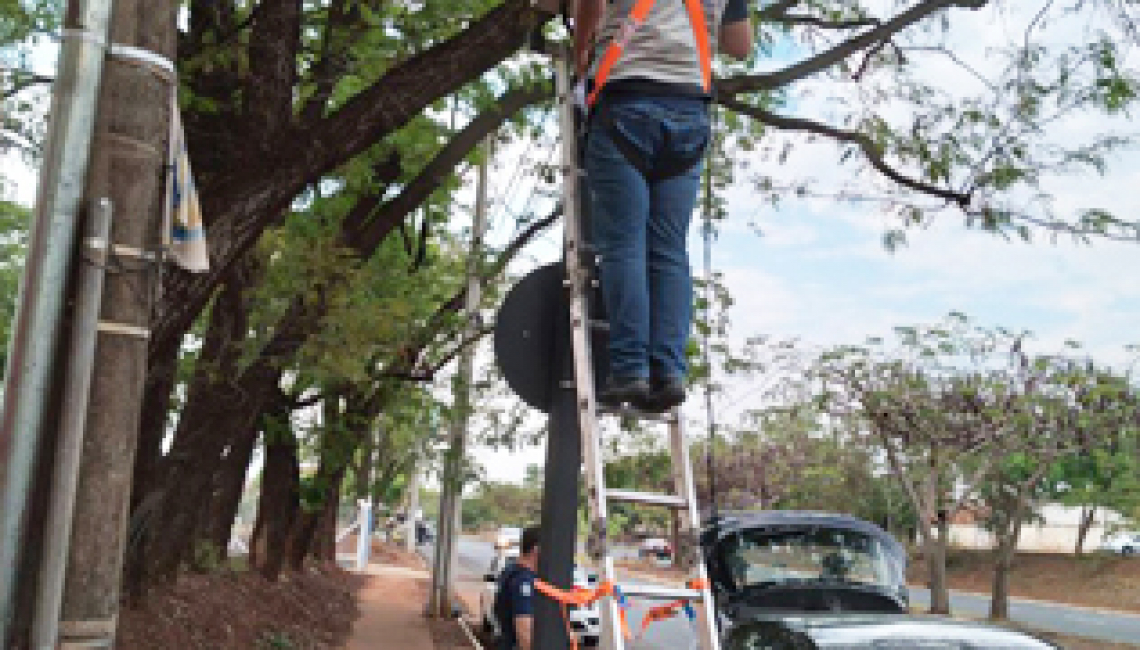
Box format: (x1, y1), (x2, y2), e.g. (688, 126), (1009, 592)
(948, 502), (1130, 553)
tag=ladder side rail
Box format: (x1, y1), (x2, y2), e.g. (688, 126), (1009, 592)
(668, 416), (721, 650)
(556, 53), (625, 650)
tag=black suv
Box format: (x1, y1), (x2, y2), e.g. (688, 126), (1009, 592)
(702, 511), (1059, 649)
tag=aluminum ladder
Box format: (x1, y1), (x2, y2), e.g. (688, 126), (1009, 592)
(555, 54), (721, 650)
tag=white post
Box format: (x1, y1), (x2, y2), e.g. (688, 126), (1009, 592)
(357, 499), (373, 570)
(405, 469), (420, 552)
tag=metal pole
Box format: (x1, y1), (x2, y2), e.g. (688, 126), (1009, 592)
(356, 499), (373, 570)
(0, 0), (115, 639)
(30, 199), (114, 650)
(430, 135), (492, 616)
(406, 467), (420, 552)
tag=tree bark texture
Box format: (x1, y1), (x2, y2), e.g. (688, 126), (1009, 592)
(136, 258), (268, 582)
(204, 425), (259, 554)
(250, 433), (300, 582)
(311, 494), (340, 563)
(61, 0), (175, 640)
(287, 466), (348, 571)
(131, 343), (177, 515)
(1075, 505), (1096, 556)
(923, 523), (951, 615)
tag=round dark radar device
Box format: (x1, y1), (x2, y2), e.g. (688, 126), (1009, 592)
(493, 262), (607, 413)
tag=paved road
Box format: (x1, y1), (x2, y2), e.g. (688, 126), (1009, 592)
(453, 537), (1140, 647)
(909, 586), (1140, 645)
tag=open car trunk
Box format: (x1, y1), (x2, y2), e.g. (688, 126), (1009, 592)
(702, 511), (909, 626)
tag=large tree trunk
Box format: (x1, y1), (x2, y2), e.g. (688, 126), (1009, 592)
(924, 521), (951, 615)
(990, 532), (1016, 620)
(132, 343), (178, 514)
(204, 426), (259, 555)
(990, 488), (1032, 620)
(139, 82), (541, 587)
(250, 433), (300, 582)
(1075, 505), (1096, 556)
(990, 507), (1027, 621)
(287, 466), (348, 571)
(138, 258), (267, 583)
(312, 493), (341, 563)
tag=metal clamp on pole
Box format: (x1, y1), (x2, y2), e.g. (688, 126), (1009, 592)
(107, 42), (177, 84)
(57, 617), (116, 649)
(95, 321), (150, 340)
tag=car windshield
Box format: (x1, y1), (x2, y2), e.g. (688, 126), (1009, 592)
(726, 527), (901, 591)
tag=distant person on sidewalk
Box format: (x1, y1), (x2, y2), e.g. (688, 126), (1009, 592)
(493, 526), (540, 650)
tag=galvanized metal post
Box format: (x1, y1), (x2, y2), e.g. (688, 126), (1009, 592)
(405, 468), (420, 552)
(30, 199), (114, 650)
(356, 499), (373, 570)
(0, 0), (115, 641)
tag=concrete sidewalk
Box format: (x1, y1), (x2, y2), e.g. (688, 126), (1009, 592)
(344, 564), (436, 650)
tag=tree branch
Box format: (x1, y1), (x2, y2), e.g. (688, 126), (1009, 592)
(300, 0), (355, 123)
(776, 14), (879, 29)
(718, 0), (988, 96)
(720, 97), (972, 209)
(246, 0), (304, 143)
(756, 0), (802, 22)
(349, 83), (552, 251)
(153, 1), (549, 360)
(1, 71), (53, 100)
(376, 205), (562, 381)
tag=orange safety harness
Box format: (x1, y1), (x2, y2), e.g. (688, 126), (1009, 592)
(534, 577), (709, 648)
(586, 0), (714, 108)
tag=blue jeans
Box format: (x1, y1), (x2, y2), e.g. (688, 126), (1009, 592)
(585, 95), (710, 381)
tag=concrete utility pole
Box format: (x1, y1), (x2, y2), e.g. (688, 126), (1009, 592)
(429, 135), (492, 617)
(0, 1), (114, 642)
(57, 1), (175, 646)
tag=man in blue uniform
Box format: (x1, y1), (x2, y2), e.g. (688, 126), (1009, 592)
(574, 0), (753, 412)
(493, 526), (540, 650)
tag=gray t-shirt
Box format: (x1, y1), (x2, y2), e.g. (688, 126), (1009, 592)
(591, 0), (749, 94)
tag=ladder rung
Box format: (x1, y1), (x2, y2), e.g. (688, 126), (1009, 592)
(619, 584), (704, 601)
(606, 489), (687, 509)
(597, 405), (678, 423)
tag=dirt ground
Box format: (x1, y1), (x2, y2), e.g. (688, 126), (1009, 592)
(117, 562), (360, 649)
(908, 549), (1140, 614)
(429, 618), (476, 649)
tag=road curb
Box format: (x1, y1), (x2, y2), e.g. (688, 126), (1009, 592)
(908, 584), (1140, 619)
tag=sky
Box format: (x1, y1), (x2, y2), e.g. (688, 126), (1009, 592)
(4, 2), (1139, 487)
(466, 1), (1140, 482)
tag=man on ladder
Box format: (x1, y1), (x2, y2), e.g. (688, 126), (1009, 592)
(573, 0), (753, 412)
